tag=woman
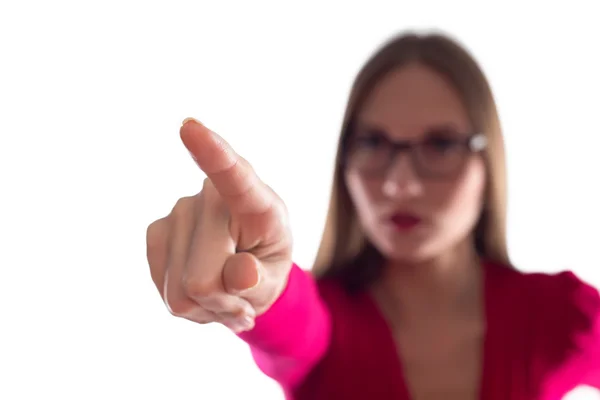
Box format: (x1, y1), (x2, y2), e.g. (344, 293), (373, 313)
(146, 32), (600, 399)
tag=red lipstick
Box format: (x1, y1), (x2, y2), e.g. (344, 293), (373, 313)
(389, 213), (421, 230)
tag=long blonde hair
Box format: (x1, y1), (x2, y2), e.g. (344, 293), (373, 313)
(313, 32), (511, 287)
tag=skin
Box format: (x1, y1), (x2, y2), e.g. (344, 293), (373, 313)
(146, 119), (294, 333)
(345, 63), (487, 399)
(147, 63), (487, 399)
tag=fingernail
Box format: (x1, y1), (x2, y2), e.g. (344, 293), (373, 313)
(240, 315), (255, 331)
(182, 117), (203, 127)
(225, 316), (255, 333)
(240, 315), (255, 330)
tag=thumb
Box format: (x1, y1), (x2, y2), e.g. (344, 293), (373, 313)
(222, 252), (262, 295)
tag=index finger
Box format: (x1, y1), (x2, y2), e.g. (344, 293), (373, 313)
(179, 118), (274, 215)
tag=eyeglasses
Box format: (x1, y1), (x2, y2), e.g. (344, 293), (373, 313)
(341, 130), (487, 179)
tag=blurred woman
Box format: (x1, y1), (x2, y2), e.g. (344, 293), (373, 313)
(146, 32), (600, 399)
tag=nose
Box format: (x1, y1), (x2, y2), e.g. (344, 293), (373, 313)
(381, 154), (423, 198)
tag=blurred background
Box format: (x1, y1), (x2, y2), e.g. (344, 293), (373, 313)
(1, 1), (598, 399)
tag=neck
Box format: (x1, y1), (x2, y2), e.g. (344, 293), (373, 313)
(374, 239), (483, 323)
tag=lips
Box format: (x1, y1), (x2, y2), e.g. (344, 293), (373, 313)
(389, 213), (422, 230)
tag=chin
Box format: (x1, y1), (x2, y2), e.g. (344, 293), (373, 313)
(371, 234), (439, 264)
(385, 248), (435, 264)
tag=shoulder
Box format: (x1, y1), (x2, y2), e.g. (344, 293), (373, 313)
(535, 270), (600, 389)
(489, 262), (600, 327)
(549, 270), (600, 332)
(526, 269), (600, 353)
(486, 261), (600, 390)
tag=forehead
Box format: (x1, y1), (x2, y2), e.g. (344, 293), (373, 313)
(356, 63), (471, 138)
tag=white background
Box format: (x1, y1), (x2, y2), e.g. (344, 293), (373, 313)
(1, 1), (599, 399)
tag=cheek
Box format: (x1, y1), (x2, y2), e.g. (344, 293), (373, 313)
(431, 159), (486, 226)
(344, 172), (380, 220)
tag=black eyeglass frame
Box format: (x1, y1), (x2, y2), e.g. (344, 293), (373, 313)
(339, 132), (488, 179)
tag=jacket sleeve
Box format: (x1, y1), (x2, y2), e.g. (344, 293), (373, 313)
(570, 275), (600, 388)
(237, 263), (332, 389)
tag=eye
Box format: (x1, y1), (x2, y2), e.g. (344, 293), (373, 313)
(350, 127), (392, 150)
(355, 134), (386, 149)
(421, 128), (465, 155)
(423, 136), (460, 152)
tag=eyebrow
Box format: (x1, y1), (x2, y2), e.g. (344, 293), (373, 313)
(353, 121), (467, 136)
(351, 121), (390, 135)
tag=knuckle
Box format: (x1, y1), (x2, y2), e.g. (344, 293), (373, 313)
(199, 188), (228, 218)
(268, 198), (290, 231)
(146, 218), (167, 247)
(183, 277), (215, 299)
(164, 296), (194, 317)
(272, 196), (288, 217)
(171, 196), (194, 218)
(201, 178), (222, 203)
(201, 178), (219, 198)
(202, 177), (213, 190)
(192, 316), (213, 325)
